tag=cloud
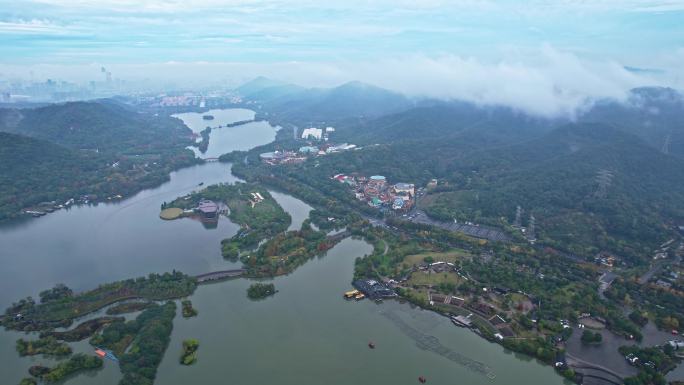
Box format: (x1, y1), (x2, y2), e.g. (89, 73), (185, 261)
(2, 46), (679, 117)
(0, 19), (70, 35)
(331, 48), (669, 117)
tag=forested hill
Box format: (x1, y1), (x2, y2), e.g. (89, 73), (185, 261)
(271, 116), (683, 263)
(0, 132), (105, 219)
(430, 123), (684, 262)
(581, 87), (684, 158)
(238, 78), (414, 124)
(332, 100), (562, 146)
(329, 86), (684, 156)
(0, 100), (192, 155)
(0, 100), (199, 221)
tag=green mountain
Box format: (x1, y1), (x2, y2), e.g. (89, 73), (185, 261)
(0, 132), (106, 219)
(236, 76), (296, 97)
(0, 100), (192, 156)
(581, 87), (684, 158)
(239, 80), (414, 124)
(0, 100), (199, 221)
(436, 124), (682, 257)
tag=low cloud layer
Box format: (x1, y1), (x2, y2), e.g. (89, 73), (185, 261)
(0, 47), (682, 117)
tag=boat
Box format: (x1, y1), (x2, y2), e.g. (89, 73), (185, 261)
(368, 342), (375, 349)
(202, 115), (214, 120)
(344, 289), (360, 299)
(94, 347), (119, 362)
(354, 293), (365, 300)
(419, 376), (427, 383)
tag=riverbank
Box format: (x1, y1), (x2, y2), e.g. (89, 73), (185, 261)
(224, 160), (684, 383)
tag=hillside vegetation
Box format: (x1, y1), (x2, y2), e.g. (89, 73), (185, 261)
(0, 100), (199, 220)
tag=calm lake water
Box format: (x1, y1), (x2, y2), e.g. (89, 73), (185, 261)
(173, 108), (277, 159)
(172, 108), (255, 134)
(0, 109), (567, 385)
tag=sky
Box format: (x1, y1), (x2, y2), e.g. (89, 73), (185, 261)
(1, 0), (683, 115)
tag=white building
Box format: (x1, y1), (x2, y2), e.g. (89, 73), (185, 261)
(301, 127), (323, 140)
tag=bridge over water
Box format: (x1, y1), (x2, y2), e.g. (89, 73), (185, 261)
(195, 269), (246, 283)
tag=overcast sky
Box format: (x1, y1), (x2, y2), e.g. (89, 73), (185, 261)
(1, 0), (683, 115)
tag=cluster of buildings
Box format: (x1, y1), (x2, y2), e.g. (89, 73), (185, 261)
(332, 174), (415, 212)
(299, 142), (356, 155)
(248, 192), (265, 208)
(259, 142), (357, 165)
(259, 150), (307, 165)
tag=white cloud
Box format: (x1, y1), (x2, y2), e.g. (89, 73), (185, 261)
(0, 19), (70, 34)
(2, 46), (680, 117)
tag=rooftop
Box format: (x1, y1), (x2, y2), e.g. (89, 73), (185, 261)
(198, 200), (218, 213)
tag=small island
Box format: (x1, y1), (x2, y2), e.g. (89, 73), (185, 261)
(247, 283), (277, 300)
(90, 301), (177, 384)
(180, 339), (199, 365)
(42, 316), (123, 342)
(2, 272), (196, 332)
(16, 337), (72, 357)
(28, 353), (103, 383)
(181, 300), (198, 318)
(165, 183), (291, 260)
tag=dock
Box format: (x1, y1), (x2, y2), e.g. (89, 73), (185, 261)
(450, 315), (473, 328)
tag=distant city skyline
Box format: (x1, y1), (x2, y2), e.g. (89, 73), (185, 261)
(1, 0), (683, 115)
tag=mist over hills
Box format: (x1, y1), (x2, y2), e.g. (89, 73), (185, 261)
(238, 77), (684, 158)
(235, 77), (684, 262)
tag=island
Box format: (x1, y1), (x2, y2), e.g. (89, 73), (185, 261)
(247, 283), (277, 300)
(181, 300), (198, 318)
(28, 353), (103, 383)
(2, 272), (196, 331)
(180, 339), (199, 365)
(165, 182), (291, 259)
(16, 337), (72, 357)
(90, 301), (177, 384)
(41, 317), (123, 341)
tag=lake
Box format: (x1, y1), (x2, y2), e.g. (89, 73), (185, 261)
(0, 109), (567, 385)
(173, 108), (277, 159)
